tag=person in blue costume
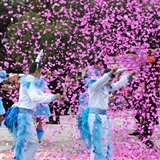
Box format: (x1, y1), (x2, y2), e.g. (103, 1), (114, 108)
(86, 66), (136, 160)
(77, 61), (104, 149)
(77, 66), (128, 149)
(0, 69), (7, 126)
(77, 89), (91, 148)
(4, 50), (65, 160)
(19, 75), (51, 142)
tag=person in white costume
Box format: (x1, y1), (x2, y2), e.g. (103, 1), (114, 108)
(87, 66), (136, 160)
(4, 50), (65, 160)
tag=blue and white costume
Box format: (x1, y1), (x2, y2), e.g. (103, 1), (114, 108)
(77, 90), (91, 148)
(78, 91), (89, 114)
(77, 68), (103, 149)
(0, 70), (7, 117)
(84, 72), (131, 160)
(4, 75), (55, 160)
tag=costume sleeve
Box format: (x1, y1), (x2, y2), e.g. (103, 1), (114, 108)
(108, 75), (131, 91)
(89, 73), (112, 91)
(26, 83), (54, 103)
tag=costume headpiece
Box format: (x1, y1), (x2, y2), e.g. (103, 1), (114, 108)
(35, 49), (43, 69)
(94, 51), (103, 64)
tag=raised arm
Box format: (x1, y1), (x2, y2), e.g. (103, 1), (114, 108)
(26, 84), (54, 103)
(90, 66), (118, 91)
(90, 73), (112, 91)
(26, 84), (64, 103)
(108, 75), (130, 91)
(108, 70), (137, 92)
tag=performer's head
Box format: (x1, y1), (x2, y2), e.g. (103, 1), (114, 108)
(89, 58), (104, 70)
(103, 68), (115, 86)
(94, 61), (103, 70)
(29, 62), (42, 78)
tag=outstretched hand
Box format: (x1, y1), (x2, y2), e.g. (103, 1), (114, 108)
(54, 94), (66, 101)
(54, 94), (61, 100)
(61, 95), (66, 101)
(110, 66), (118, 74)
(129, 70), (137, 77)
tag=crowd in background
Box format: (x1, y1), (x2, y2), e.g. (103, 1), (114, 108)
(0, 70), (86, 124)
(0, 55), (159, 126)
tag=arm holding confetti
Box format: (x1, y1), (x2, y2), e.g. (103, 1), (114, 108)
(108, 70), (137, 91)
(87, 66), (136, 160)
(89, 66), (118, 91)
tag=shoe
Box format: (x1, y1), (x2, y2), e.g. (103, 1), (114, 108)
(129, 131), (140, 136)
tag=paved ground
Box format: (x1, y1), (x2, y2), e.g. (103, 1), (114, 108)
(0, 110), (160, 160)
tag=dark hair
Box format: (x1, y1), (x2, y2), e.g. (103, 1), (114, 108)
(29, 62), (42, 74)
(103, 68), (115, 78)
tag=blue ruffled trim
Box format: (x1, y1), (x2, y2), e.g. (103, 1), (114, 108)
(0, 70), (7, 79)
(92, 114), (104, 160)
(94, 69), (100, 76)
(19, 76), (27, 85)
(85, 79), (97, 88)
(91, 114), (113, 160)
(13, 113), (30, 160)
(33, 103), (51, 117)
(23, 81), (31, 89)
(38, 78), (46, 89)
(84, 68), (103, 87)
(77, 114), (83, 141)
(4, 106), (19, 140)
(106, 117), (113, 160)
(36, 128), (44, 140)
(19, 76), (46, 89)
(0, 100), (5, 115)
(77, 107), (91, 149)
(79, 91), (89, 106)
(86, 69), (103, 78)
